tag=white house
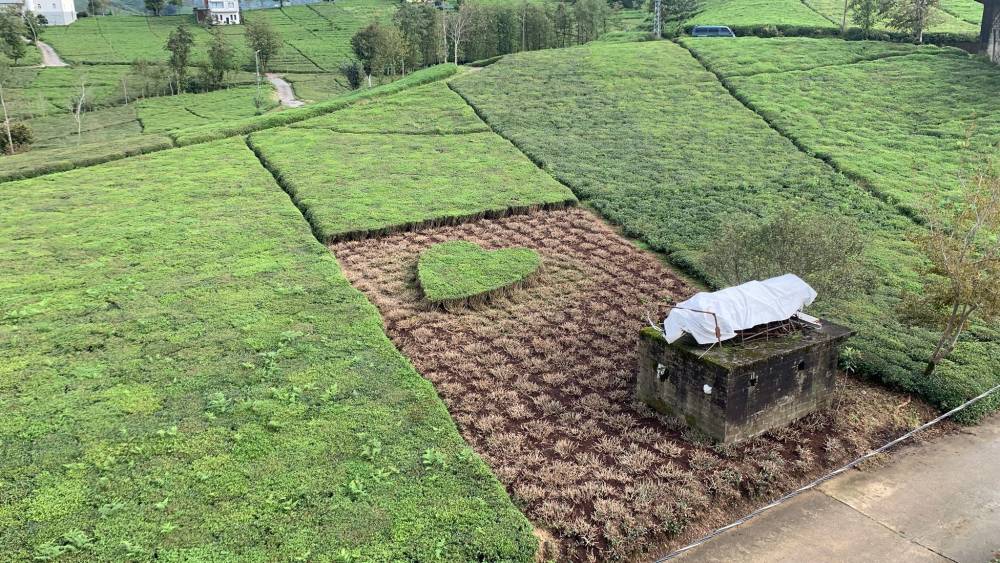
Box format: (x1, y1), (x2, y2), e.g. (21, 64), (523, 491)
(0, 0), (76, 25)
(195, 0), (240, 25)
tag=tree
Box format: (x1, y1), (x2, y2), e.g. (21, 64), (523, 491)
(0, 121), (32, 153)
(165, 24), (194, 93)
(849, 0), (884, 38)
(881, 0), (939, 42)
(351, 22), (413, 85)
(394, 3), (441, 67)
(89, 0), (110, 16)
(351, 22), (380, 87)
(0, 61), (15, 155)
(907, 160), (1000, 375)
(145, 0), (165, 15)
(574, 0), (609, 43)
(701, 209), (868, 299)
(340, 59), (363, 89)
(447, 3), (473, 64)
(0, 8), (27, 65)
(203, 28), (235, 89)
(245, 19), (281, 73)
(649, 0), (701, 30)
(23, 12), (46, 43)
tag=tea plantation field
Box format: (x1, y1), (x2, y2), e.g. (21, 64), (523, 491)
(451, 40), (1000, 421)
(0, 137), (535, 561)
(687, 0), (981, 40)
(43, 1), (394, 72)
(251, 80), (576, 241)
(686, 38), (1000, 213)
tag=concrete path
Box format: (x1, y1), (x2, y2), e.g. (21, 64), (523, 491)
(672, 414), (1000, 563)
(36, 40), (67, 67)
(265, 73), (304, 108)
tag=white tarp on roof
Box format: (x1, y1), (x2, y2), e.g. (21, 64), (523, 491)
(662, 274), (817, 345)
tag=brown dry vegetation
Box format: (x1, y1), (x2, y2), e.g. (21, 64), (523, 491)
(331, 208), (948, 561)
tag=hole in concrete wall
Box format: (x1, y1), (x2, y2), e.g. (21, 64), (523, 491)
(749, 373), (758, 387)
(656, 363), (667, 381)
(797, 360), (806, 371)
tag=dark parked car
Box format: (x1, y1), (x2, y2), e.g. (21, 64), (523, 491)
(690, 25), (736, 37)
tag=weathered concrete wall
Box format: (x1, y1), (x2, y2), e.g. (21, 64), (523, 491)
(637, 323), (852, 443)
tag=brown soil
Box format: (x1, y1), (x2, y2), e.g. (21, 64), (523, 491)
(331, 208), (948, 562)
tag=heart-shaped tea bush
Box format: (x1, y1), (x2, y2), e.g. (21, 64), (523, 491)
(418, 241), (541, 306)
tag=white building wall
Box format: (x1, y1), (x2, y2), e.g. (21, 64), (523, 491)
(207, 0), (239, 24)
(22, 0), (76, 25)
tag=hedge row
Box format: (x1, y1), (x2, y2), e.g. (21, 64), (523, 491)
(682, 22), (978, 45)
(0, 136), (174, 184)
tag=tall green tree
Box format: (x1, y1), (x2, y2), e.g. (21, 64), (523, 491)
(351, 22), (380, 87)
(145, 0), (165, 15)
(245, 19), (282, 72)
(203, 27), (235, 89)
(394, 3), (442, 67)
(881, 0), (939, 42)
(849, 0), (884, 38)
(574, 0), (609, 43)
(0, 8), (27, 65)
(165, 24), (194, 93)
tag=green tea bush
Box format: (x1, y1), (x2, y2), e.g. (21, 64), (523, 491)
(0, 139), (536, 560)
(451, 40), (1000, 421)
(249, 128), (576, 241)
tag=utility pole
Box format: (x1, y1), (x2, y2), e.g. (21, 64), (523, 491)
(653, 0), (662, 39)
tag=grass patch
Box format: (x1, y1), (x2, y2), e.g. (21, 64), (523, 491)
(290, 81), (490, 134)
(282, 71), (350, 102)
(0, 138), (536, 561)
(0, 134), (173, 182)
(417, 240), (541, 305)
(249, 128), (577, 241)
(451, 40), (1000, 422)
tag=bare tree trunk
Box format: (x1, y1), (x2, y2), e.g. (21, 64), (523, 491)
(0, 82), (13, 155)
(840, 0), (849, 34)
(74, 81), (87, 147)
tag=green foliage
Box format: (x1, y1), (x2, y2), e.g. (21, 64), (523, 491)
(290, 81), (489, 134)
(249, 127), (575, 242)
(417, 240), (541, 303)
(204, 28), (236, 89)
(0, 138), (537, 561)
(451, 40), (1000, 422)
(701, 208), (868, 299)
(0, 122), (34, 153)
(0, 8), (28, 64)
(165, 24), (195, 91)
(245, 18), (282, 72)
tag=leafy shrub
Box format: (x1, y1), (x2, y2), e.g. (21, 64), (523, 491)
(0, 122), (33, 153)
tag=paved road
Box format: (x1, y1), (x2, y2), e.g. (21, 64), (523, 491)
(265, 73), (304, 108)
(36, 40), (67, 67)
(671, 414), (1000, 563)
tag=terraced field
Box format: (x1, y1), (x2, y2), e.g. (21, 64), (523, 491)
(43, 1), (394, 73)
(451, 40), (1000, 423)
(688, 0), (982, 40)
(686, 38), (999, 213)
(251, 81), (575, 241)
(0, 136), (535, 561)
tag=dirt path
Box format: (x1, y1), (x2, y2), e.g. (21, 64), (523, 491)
(265, 73), (304, 108)
(36, 40), (68, 67)
(671, 413), (1000, 562)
